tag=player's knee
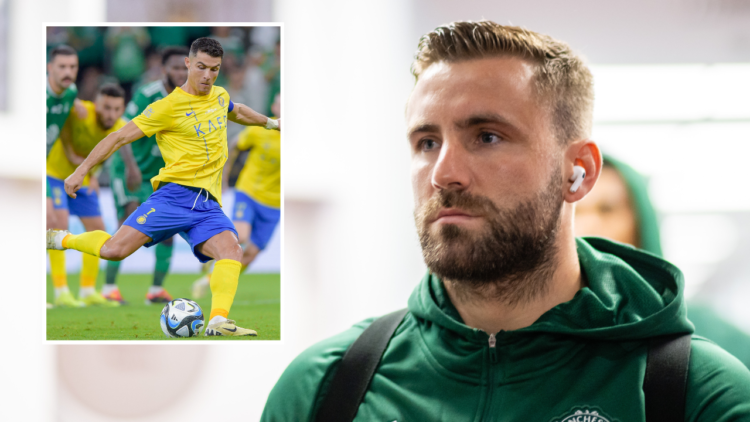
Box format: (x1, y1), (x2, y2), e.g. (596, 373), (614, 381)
(100, 243), (130, 261)
(227, 243), (243, 262)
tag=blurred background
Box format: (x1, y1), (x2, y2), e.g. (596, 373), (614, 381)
(2, 0), (750, 420)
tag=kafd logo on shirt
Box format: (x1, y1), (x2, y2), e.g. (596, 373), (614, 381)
(550, 407), (617, 422)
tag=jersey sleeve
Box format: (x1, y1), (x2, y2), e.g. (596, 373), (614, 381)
(131, 97), (173, 138)
(236, 127), (259, 151)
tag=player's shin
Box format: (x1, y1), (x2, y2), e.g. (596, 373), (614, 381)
(208, 259), (241, 324)
(49, 250), (68, 296)
(79, 253), (99, 298)
(62, 230), (112, 258)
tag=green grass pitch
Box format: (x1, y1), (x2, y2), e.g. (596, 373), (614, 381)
(46, 272), (280, 341)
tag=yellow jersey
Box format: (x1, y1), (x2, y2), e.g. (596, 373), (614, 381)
(46, 100), (126, 185)
(234, 120), (280, 208)
(132, 85), (231, 206)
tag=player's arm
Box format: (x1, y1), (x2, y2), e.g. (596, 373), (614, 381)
(227, 102), (281, 131)
(64, 121), (146, 198)
(59, 119), (86, 166)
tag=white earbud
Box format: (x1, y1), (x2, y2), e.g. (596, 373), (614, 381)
(569, 164), (586, 193)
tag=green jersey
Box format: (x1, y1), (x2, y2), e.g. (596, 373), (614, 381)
(110, 80), (168, 180)
(46, 80), (77, 157)
(263, 238), (750, 421)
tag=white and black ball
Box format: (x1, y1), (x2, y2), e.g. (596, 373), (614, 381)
(160, 298), (205, 338)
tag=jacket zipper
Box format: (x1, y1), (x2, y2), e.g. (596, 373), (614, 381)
(482, 332), (499, 420)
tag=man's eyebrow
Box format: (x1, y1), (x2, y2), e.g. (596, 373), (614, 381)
(407, 123), (440, 138)
(455, 113), (516, 130)
(196, 61), (220, 68)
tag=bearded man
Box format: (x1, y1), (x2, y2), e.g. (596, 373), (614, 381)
(262, 21), (750, 421)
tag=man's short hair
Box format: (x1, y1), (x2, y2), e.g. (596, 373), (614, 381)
(412, 21), (594, 145)
(189, 37), (224, 58)
(161, 46), (189, 65)
(97, 83), (125, 99)
(49, 45), (77, 62)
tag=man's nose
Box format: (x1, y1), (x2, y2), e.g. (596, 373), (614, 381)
(431, 140), (472, 191)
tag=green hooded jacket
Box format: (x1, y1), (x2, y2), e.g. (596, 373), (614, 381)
(604, 156), (750, 368)
(262, 238), (750, 421)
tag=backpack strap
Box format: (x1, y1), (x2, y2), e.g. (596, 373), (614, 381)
(314, 308), (409, 422)
(643, 334), (692, 422)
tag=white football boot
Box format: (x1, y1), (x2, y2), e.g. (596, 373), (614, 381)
(47, 229), (71, 250)
(204, 319), (258, 337)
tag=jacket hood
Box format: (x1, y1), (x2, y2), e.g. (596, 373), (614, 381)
(603, 155), (663, 257)
(408, 237), (693, 343)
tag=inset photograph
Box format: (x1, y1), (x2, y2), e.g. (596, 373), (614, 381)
(45, 24), (281, 341)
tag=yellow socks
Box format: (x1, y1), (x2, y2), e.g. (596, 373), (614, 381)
(79, 253), (100, 297)
(62, 230), (112, 258)
(49, 250), (67, 295)
(208, 259), (242, 322)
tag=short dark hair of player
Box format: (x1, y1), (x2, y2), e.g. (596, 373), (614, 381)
(98, 83), (125, 99)
(189, 37), (224, 58)
(162, 46), (189, 65)
(49, 45), (77, 62)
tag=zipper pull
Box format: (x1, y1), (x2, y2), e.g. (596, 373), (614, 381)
(488, 333), (498, 363)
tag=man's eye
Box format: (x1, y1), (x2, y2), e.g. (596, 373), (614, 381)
(421, 139), (438, 151)
(480, 132), (501, 144)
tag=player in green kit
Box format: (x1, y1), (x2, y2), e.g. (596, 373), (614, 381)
(102, 47), (190, 305)
(47, 45), (79, 230)
(46, 44), (84, 308)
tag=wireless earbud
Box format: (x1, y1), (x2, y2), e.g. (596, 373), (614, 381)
(569, 159), (586, 193)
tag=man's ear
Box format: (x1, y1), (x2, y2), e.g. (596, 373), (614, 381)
(564, 140), (601, 203)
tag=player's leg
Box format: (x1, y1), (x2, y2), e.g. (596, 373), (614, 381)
(195, 230), (257, 336)
(47, 177), (83, 307)
(78, 215), (119, 307)
(46, 198), (58, 230)
(192, 190), (251, 299)
(186, 197), (257, 337)
(103, 201), (139, 303)
(49, 187), (181, 262)
(48, 223), (150, 260)
(241, 197), (280, 269)
(145, 236), (174, 304)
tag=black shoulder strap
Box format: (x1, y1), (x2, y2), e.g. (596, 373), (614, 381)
(314, 308), (409, 422)
(643, 334), (692, 422)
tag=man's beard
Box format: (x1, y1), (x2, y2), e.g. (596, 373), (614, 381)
(165, 74), (179, 90)
(415, 166), (564, 306)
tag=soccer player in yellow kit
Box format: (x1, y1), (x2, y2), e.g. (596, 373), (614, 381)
(47, 83), (127, 308)
(47, 38), (280, 337)
(193, 93), (281, 298)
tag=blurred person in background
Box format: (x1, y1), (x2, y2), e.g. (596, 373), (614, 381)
(48, 38), (280, 337)
(242, 46), (270, 114)
(105, 27), (150, 102)
(263, 21), (750, 421)
(102, 46), (189, 305)
(47, 83), (127, 309)
(575, 155), (750, 368)
(47, 45), (79, 233)
(46, 45), (92, 307)
(193, 94), (281, 298)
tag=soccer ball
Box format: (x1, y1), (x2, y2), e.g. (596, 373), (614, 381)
(160, 298), (205, 338)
